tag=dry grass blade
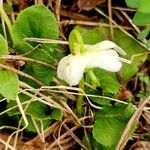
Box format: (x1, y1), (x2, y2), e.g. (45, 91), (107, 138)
(0, 55), (55, 69)
(60, 20), (134, 30)
(116, 96), (150, 150)
(24, 37), (69, 45)
(95, 7), (148, 50)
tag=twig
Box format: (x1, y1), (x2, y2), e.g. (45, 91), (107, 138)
(95, 8), (148, 50)
(116, 96), (150, 150)
(60, 20), (134, 30)
(24, 37), (69, 45)
(0, 55), (55, 69)
(108, 0), (114, 41)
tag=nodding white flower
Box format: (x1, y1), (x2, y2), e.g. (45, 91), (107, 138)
(57, 40), (131, 86)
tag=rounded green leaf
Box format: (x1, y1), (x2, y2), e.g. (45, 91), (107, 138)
(11, 5), (62, 85)
(12, 5), (59, 44)
(0, 69), (19, 100)
(93, 104), (135, 147)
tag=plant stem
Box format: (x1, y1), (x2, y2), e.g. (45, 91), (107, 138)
(76, 77), (84, 117)
(87, 70), (99, 88)
(0, 5), (13, 44)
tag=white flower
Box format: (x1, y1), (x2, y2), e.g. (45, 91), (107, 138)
(57, 54), (87, 86)
(57, 40), (131, 86)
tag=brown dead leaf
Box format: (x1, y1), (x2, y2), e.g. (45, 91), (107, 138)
(77, 0), (106, 10)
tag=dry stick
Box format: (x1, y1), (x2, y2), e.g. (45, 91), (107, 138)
(53, 78), (76, 101)
(116, 96), (150, 150)
(0, 138), (16, 150)
(95, 8), (148, 50)
(20, 82), (66, 111)
(40, 86), (128, 105)
(21, 82), (80, 124)
(0, 64), (44, 86)
(55, 0), (61, 22)
(121, 11), (147, 45)
(112, 6), (136, 12)
(24, 37), (69, 45)
(0, 55), (55, 69)
(5, 96), (29, 150)
(0, 64), (67, 111)
(121, 11), (140, 33)
(60, 20), (134, 30)
(25, 122), (60, 147)
(0, 63), (73, 109)
(13, 98), (34, 149)
(47, 125), (80, 150)
(63, 124), (88, 150)
(55, 119), (68, 150)
(108, 0), (114, 41)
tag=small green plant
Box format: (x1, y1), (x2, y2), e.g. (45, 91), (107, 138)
(136, 72), (150, 100)
(0, 2), (149, 150)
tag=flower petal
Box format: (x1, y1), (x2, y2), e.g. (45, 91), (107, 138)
(57, 54), (87, 86)
(85, 50), (122, 72)
(84, 40), (126, 56)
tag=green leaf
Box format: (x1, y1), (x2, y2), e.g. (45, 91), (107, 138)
(86, 69), (121, 94)
(7, 94), (62, 132)
(26, 101), (62, 120)
(146, 39), (150, 48)
(0, 69), (19, 99)
(114, 30), (147, 81)
(137, 28), (150, 40)
(7, 94), (62, 121)
(125, 0), (141, 8)
(23, 115), (52, 133)
(93, 103), (135, 147)
(133, 12), (150, 25)
(138, 0), (150, 14)
(12, 5), (58, 44)
(0, 34), (8, 63)
(12, 5), (63, 85)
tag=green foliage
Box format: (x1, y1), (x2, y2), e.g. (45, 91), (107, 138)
(0, 69), (19, 100)
(125, 0), (141, 8)
(0, 24), (19, 101)
(136, 73), (150, 99)
(86, 69), (121, 94)
(137, 27), (150, 40)
(22, 115), (52, 133)
(126, 0), (150, 48)
(133, 12), (150, 25)
(12, 5), (63, 86)
(7, 94), (62, 132)
(93, 103), (135, 147)
(138, 0), (150, 14)
(127, 0), (150, 25)
(146, 39), (150, 48)
(0, 34), (8, 63)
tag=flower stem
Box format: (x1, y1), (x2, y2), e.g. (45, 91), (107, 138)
(76, 77), (84, 117)
(87, 70), (99, 88)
